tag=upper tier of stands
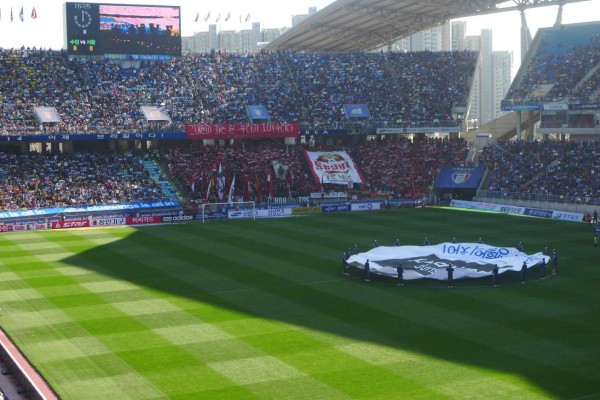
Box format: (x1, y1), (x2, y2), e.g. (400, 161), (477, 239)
(0, 49), (477, 134)
(505, 22), (600, 104)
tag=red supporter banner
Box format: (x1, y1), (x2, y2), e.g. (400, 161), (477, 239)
(51, 220), (90, 229)
(185, 123), (299, 140)
(126, 216), (162, 225)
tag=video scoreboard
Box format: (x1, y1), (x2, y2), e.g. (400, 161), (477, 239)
(65, 2), (181, 57)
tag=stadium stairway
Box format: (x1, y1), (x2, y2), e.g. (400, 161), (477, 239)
(462, 110), (540, 143)
(142, 158), (181, 200)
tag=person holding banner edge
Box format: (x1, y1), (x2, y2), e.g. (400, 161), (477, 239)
(446, 263), (454, 288)
(492, 265), (499, 287)
(396, 264), (404, 286)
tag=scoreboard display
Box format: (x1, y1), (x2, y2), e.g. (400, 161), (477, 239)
(65, 2), (181, 57)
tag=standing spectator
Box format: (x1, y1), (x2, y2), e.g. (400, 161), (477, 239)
(492, 265), (499, 287)
(342, 253), (349, 275)
(446, 263), (454, 288)
(521, 261), (527, 284)
(364, 260), (371, 282)
(552, 250), (559, 275)
(540, 258), (547, 279)
(396, 264), (404, 286)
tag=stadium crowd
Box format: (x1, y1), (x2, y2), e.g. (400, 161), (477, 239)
(156, 136), (470, 204)
(0, 151), (165, 210)
(479, 140), (600, 202)
(506, 26), (600, 103)
(0, 48), (476, 134)
(3, 136), (598, 211)
(354, 137), (469, 197)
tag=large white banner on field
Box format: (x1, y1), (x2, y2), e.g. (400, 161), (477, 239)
(347, 242), (549, 280)
(304, 150), (364, 185)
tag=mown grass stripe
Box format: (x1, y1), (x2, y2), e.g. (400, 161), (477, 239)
(0, 208), (597, 399)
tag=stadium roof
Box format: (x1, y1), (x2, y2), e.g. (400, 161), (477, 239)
(265, 0), (588, 52)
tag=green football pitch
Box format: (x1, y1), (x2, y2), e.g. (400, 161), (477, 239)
(0, 207), (598, 400)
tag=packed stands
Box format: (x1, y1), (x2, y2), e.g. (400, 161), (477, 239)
(0, 151), (165, 210)
(479, 140), (600, 203)
(0, 49), (476, 134)
(157, 137), (470, 203)
(353, 137), (470, 197)
(505, 22), (600, 104)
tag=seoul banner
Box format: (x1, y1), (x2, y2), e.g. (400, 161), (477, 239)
(347, 242), (549, 281)
(185, 123), (299, 140)
(304, 150), (365, 185)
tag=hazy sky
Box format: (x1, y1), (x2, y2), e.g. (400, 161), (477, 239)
(0, 0), (598, 68)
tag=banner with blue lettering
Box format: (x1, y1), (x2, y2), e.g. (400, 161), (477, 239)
(347, 242), (549, 280)
(0, 200), (180, 219)
(434, 166), (486, 189)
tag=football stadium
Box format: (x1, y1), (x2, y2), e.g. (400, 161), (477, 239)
(0, 0), (599, 399)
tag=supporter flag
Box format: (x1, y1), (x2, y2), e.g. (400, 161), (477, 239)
(204, 11), (210, 22)
(268, 173), (274, 200)
(245, 13), (251, 22)
(191, 180), (195, 193)
(217, 164), (226, 201)
(225, 12), (230, 22)
(272, 161), (288, 180)
(31, 6), (37, 19)
(19, 6), (24, 22)
(228, 175), (236, 204)
(320, 172), (325, 193)
(217, 174), (226, 201)
(10, 6), (13, 22)
(194, 12), (199, 22)
(206, 178), (212, 200)
(215, 12), (220, 23)
(254, 173), (262, 203)
(244, 175), (251, 201)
